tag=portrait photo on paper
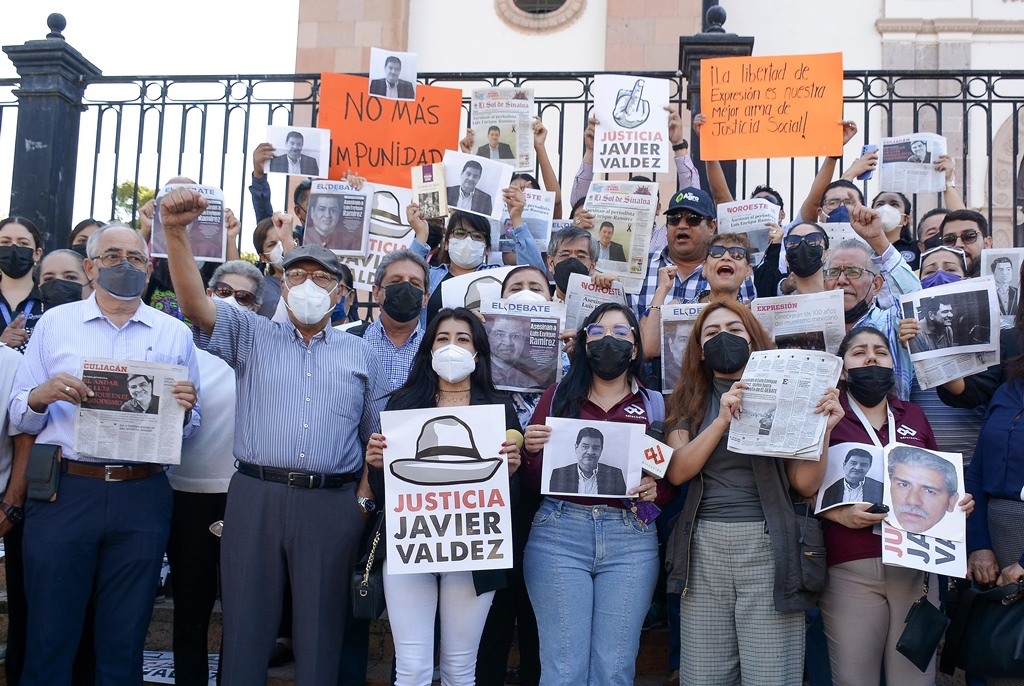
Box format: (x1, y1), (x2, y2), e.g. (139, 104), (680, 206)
(263, 125), (330, 179)
(542, 417), (643, 498)
(882, 445), (965, 542)
(368, 47), (418, 101)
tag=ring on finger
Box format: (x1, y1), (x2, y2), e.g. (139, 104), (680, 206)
(64, 385), (71, 394)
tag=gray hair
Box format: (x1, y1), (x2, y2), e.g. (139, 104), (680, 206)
(374, 249), (429, 288)
(548, 227), (598, 261)
(86, 222), (149, 261)
(887, 445), (958, 497)
(208, 260), (266, 307)
(825, 239), (873, 270)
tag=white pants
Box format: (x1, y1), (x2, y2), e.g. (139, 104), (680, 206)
(383, 561), (495, 686)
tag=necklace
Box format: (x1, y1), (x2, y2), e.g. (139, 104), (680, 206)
(438, 388), (470, 394)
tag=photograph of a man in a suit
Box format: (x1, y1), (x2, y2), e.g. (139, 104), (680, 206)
(120, 374), (160, 415)
(476, 126), (514, 160)
(369, 55), (416, 100)
(269, 131), (320, 176)
(820, 447), (882, 509)
(991, 256), (1018, 316)
(549, 427), (626, 496)
(597, 221), (626, 262)
(447, 160), (493, 215)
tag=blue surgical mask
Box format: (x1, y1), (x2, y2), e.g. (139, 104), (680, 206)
(921, 270), (962, 290)
(826, 205), (851, 223)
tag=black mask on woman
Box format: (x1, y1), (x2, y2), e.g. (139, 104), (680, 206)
(846, 365), (895, 407)
(586, 336), (634, 381)
(785, 242), (825, 278)
(0, 245), (36, 279)
(40, 279), (84, 309)
(554, 258), (589, 294)
(382, 282), (424, 323)
(70, 243), (89, 259)
(702, 332), (750, 375)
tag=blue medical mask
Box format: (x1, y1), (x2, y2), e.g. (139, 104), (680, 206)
(921, 270), (962, 290)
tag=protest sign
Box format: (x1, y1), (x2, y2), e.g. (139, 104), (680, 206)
(751, 290), (845, 355)
(981, 247), (1024, 324)
(471, 88), (535, 170)
(441, 266), (517, 310)
(815, 443), (885, 514)
(543, 417), (644, 497)
(75, 358), (188, 465)
(879, 133), (947, 194)
(368, 48), (418, 101)
(336, 184), (415, 293)
(411, 163), (448, 220)
(493, 188), (556, 254)
(563, 272), (627, 330)
(901, 277), (998, 361)
(593, 74), (670, 175)
(660, 302), (706, 394)
(304, 180), (372, 257)
(480, 299), (564, 393)
(143, 651), (217, 685)
(883, 444), (965, 542)
(700, 52), (843, 161)
(442, 149), (514, 222)
(264, 125), (330, 179)
(881, 522), (967, 577)
(716, 198), (780, 262)
(151, 184), (225, 262)
(586, 180), (658, 294)
(382, 405), (513, 574)
(319, 73), (462, 187)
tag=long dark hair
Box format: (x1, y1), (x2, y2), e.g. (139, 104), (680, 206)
(551, 302), (646, 419)
(387, 307), (498, 410)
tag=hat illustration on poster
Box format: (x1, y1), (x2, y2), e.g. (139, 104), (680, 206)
(464, 276), (502, 310)
(390, 415), (503, 486)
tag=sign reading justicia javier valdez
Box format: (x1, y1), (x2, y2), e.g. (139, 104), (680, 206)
(382, 405), (513, 574)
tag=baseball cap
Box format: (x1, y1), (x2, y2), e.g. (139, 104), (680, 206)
(665, 187), (715, 218)
(281, 244), (346, 279)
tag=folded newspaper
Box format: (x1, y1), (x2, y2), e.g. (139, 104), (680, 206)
(751, 290), (845, 355)
(726, 350), (842, 460)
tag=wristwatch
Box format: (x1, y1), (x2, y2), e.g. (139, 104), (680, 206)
(356, 497), (377, 515)
(0, 502), (24, 525)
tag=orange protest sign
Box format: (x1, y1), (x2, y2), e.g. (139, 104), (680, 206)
(319, 73), (463, 187)
(699, 52), (843, 161)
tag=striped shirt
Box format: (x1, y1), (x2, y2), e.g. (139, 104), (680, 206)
(9, 294), (202, 462)
(362, 318), (423, 391)
(198, 300), (388, 474)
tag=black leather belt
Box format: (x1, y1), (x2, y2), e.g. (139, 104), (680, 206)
(236, 461), (358, 489)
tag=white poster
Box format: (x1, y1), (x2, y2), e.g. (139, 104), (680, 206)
(901, 277), (999, 361)
(151, 184), (225, 263)
(382, 405), (513, 575)
(305, 180), (373, 257)
(442, 149), (514, 222)
(815, 442), (885, 514)
(881, 522), (967, 578)
(263, 125), (330, 179)
(593, 74), (671, 175)
(980, 247), (1024, 324)
(368, 48), (418, 101)
(470, 87), (535, 170)
(337, 184), (414, 293)
(542, 417), (645, 497)
(883, 444), (965, 542)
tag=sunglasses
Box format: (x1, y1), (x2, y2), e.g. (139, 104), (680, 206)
(707, 245), (749, 261)
(212, 282), (255, 307)
(940, 229), (983, 247)
(666, 213), (707, 228)
(783, 232), (826, 250)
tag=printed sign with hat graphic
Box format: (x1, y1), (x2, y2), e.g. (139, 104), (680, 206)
(390, 415), (503, 486)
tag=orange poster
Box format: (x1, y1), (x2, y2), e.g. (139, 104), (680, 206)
(319, 73), (463, 187)
(699, 52), (843, 161)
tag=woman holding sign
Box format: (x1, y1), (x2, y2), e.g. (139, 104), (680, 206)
(521, 302), (666, 686)
(664, 301), (842, 686)
(817, 326), (973, 685)
(365, 307), (521, 686)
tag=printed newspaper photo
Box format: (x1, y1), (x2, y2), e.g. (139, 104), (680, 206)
(470, 88), (535, 171)
(480, 299), (564, 394)
(879, 133), (947, 194)
(585, 180), (658, 294)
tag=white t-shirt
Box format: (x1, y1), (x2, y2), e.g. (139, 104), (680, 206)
(0, 345), (25, 492)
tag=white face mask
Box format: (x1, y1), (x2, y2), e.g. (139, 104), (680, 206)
(213, 294), (248, 312)
(285, 279), (336, 325)
(448, 237), (486, 269)
(431, 344), (477, 383)
(267, 242), (284, 269)
(877, 204), (903, 233)
(507, 289), (547, 303)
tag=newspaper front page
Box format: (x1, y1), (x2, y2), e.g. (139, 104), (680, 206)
(494, 188), (556, 255)
(751, 290), (846, 355)
(305, 180), (373, 257)
(726, 350), (842, 460)
(879, 133), (947, 194)
(715, 199), (780, 265)
(151, 184), (226, 263)
(586, 181), (658, 294)
(660, 302), (706, 395)
(563, 272), (627, 331)
(74, 358), (188, 465)
(480, 298), (564, 393)
(470, 88), (535, 171)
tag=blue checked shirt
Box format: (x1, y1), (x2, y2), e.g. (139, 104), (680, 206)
(362, 318), (423, 391)
(198, 300), (389, 474)
(632, 248), (758, 318)
(9, 294), (202, 463)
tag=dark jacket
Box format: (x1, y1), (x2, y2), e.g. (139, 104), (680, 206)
(937, 327), (1020, 410)
(268, 154), (319, 176)
(820, 476), (883, 510)
(549, 462), (627, 495)
(369, 78), (415, 99)
(446, 186), (493, 215)
(476, 142), (514, 160)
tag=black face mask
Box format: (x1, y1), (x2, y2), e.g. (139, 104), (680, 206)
(382, 281), (424, 323)
(786, 242), (825, 278)
(97, 260), (147, 300)
(844, 295), (872, 324)
(703, 332), (750, 375)
(70, 243), (89, 259)
(0, 245), (36, 279)
(846, 365), (895, 408)
(40, 279), (84, 309)
(586, 336), (634, 381)
(553, 257), (589, 294)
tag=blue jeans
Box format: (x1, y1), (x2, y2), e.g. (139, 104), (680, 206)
(523, 498), (659, 686)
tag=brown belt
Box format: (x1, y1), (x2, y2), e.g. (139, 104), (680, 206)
(62, 460), (163, 482)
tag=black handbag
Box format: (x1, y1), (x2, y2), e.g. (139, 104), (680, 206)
(940, 581), (1024, 677)
(350, 514), (386, 621)
(895, 575), (948, 672)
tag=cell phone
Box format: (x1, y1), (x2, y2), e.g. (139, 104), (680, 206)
(865, 503), (889, 514)
(857, 144), (878, 181)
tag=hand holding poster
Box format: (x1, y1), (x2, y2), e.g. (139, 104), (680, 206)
(700, 52), (844, 161)
(660, 302), (706, 394)
(586, 180), (658, 294)
(74, 358), (188, 465)
(151, 184), (225, 262)
(263, 125), (330, 178)
(815, 443), (885, 514)
(471, 88), (535, 171)
(883, 444), (965, 542)
(542, 417), (644, 497)
(563, 272), (627, 330)
(879, 133), (947, 194)
(411, 164), (448, 220)
(382, 405), (513, 574)
(480, 298), (564, 394)
(751, 290), (845, 355)
(593, 74), (670, 175)
(304, 180), (372, 256)
(442, 150), (514, 222)
(900, 277), (998, 361)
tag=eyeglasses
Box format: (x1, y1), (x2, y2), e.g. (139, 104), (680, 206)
(450, 227), (487, 243)
(823, 266), (876, 280)
(585, 323), (633, 340)
(555, 249), (592, 262)
(93, 252), (148, 270)
(783, 232), (826, 250)
(940, 229), (983, 247)
(706, 245), (749, 261)
(212, 282), (256, 308)
(666, 213), (707, 228)
(822, 197), (856, 210)
(284, 268), (338, 289)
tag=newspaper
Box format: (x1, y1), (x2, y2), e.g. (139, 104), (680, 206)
(980, 247), (1024, 325)
(470, 88), (535, 171)
(751, 290), (846, 355)
(716, 198), (780, 264)
(305, 180), (373, 257)
(151, 184), (225, 262)
(726, 350), (842, 460)
(593, 74), (671, 175)
(480, 299), (564, 393)
(74, 358), (188, 465)
(493, 188), (556, 254)
(586, 180), (658, 294)
(820, 222), (869, 250)
(879, 133), (947, 194)
(411, 163), (448, 220)
(563, 272), (626, 330)
(912, 350), (997, 391)
(660, 302), (706, 395)
(900, 276), (999, 361)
